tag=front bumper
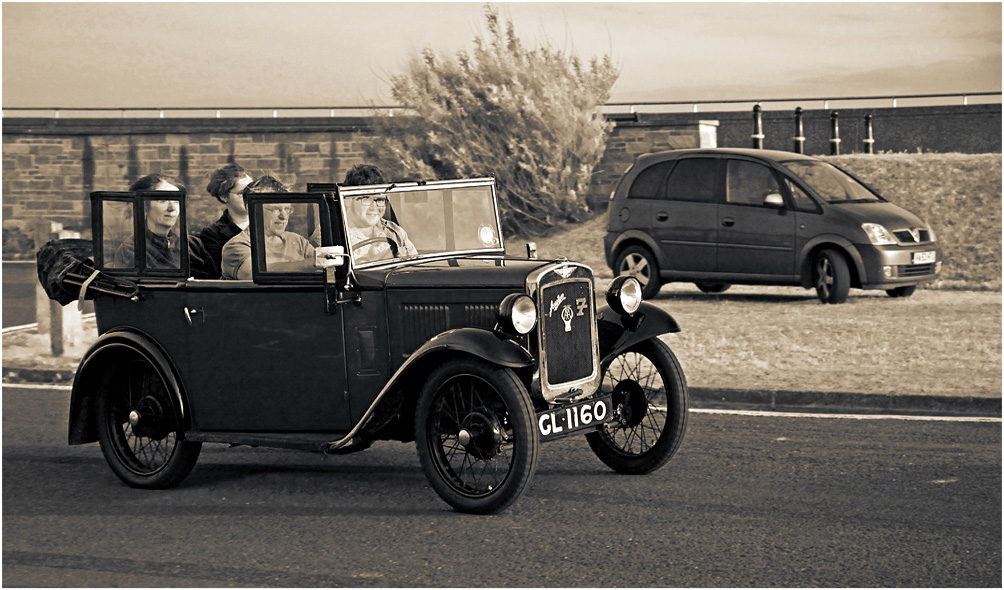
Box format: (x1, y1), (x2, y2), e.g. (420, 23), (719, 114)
(855, 242), (943, 289)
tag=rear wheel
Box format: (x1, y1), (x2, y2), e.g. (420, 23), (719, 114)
(616, 246), (662, 299)
(415, 358), (538, 514)
(814, 249), (850, 304)
(886, 285), (917, 298)
(695, 282), (731, 294)
(96, 353), (201, 489)
(586, 338), (688, 474)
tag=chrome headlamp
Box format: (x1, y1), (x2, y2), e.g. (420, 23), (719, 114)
(498, 293), (537, 335)
(606, 276), (642, 316)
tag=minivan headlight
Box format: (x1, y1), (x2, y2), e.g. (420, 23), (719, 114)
(862, 223), (896, 245)
(498, 293), (537, 335)
(606, 276), (643, 316)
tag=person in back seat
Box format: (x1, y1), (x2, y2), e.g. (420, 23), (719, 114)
(196, 163), (253, 278)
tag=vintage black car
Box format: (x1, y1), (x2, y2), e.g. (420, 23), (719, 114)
(45, 177), (689, 513)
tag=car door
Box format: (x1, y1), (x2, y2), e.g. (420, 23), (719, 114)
(182, 197), (352, 433)
(652, 157), (720, 272)
(717, 158), (797, 277)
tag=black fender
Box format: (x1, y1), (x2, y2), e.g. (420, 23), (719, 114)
(394, 327), (534, 378)
(597, 302), (681, 363)
(68, 329), (188, 445)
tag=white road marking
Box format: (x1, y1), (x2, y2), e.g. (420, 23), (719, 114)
(691, 407), (1001, 423)
(2, 383), (73, 391)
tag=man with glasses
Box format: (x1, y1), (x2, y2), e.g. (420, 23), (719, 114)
(345, 193), (418, 264)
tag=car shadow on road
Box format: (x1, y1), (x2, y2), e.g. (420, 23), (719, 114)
(649, 291), (819, 304)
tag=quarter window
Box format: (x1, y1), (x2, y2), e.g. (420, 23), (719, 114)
(628, 161), (673, 199)
(664, 158), (718, 203)
(726, 160), (782, 207)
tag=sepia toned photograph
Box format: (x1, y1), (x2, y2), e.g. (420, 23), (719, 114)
(3, 1), (1001, 587)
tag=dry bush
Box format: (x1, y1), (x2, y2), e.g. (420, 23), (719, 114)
(368, 5), (619, 235)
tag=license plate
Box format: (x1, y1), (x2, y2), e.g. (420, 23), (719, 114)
(536, 395), (614, 440)
(912, 251), (936, 264)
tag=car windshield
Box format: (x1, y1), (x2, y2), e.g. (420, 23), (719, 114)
(780, 160), (881, 203)
(341, 181), (503, 266)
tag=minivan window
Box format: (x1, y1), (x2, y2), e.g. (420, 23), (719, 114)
(781, 160), (881, 203)
(664, 158), (718, 203)
(726, 160), (781, 206)
(628, 161), (673, 199)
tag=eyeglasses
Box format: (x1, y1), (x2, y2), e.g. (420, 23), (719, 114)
(263, 205), (293, 215)
(356, 196), (388, 208)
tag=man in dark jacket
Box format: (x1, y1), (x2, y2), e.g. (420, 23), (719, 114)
(196, 163), (253, 278)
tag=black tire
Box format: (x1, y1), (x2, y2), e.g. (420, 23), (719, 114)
(886, 285), (917, 298)
(586, 338), (688, 474)
(96, 353), (201, 489)
(615, 246), (662, 299)
(695, 282), (731, 294)
(415, 358), (539, 514)
(814, 249), (851, 304)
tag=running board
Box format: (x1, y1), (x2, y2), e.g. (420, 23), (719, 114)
(185, 431), (368, 454)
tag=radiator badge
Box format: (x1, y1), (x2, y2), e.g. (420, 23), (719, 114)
(548, 293), (567, 317)
(561, 305), (574, 332)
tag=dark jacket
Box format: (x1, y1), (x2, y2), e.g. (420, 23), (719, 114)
(196, 209), (243, 279)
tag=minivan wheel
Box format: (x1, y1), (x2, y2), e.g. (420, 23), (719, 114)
(616, 246), (662, 299)
(886, 286), (916, 298)
(695, 282), (731, 294)
(814, 249), (850, 304)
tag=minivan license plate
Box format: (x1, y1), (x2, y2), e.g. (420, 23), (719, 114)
(913, 251), (936, 264)
(536, 395), (614, 440)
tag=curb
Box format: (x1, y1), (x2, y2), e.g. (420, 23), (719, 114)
(3, 366), (1001, 418)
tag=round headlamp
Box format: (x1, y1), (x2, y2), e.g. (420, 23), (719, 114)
(606, 276), (643, 315)
(498, 293), (537, 335)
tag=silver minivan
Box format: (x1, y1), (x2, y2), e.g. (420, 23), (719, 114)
(604, 148), (942, 303)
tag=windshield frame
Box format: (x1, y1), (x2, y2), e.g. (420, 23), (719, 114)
(337, 177), (505, 269)
(779, 159), (884, 204)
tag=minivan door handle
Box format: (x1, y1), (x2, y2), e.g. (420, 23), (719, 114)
(656, 212), (669, 221)
(721, 217), (735, 227)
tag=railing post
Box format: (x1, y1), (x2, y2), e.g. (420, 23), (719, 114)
(751, 104), (764, 149)
(792, 107), (805, 154)
(863, 114), (875, 154)
(829, 111), (841, 155)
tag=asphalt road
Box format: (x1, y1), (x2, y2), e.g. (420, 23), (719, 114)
(3, 385), (1001, 587)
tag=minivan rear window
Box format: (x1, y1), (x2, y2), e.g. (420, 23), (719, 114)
(664, 158), (718, 203)
(628, 161), (673, 199)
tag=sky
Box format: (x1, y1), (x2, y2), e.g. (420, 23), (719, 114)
(2, 2), (1001, 109)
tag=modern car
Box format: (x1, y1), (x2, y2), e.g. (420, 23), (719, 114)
(604, 148), (942, 303)
(39, 177), (689, 514)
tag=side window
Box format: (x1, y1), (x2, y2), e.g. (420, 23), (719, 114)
(726, 160), (782, 207)
(628, 161), (673, 199)
(664, 158), (718, 203)
(785, 179), (822, 213)
(258, 202), (320, 274)
(101, 200), (134, 269)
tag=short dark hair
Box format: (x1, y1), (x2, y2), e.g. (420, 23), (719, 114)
(242, 175), (289, 207)
(206, 163), (248, 204)
(130, 173), (184, 192)
(343, 164), (386, 186)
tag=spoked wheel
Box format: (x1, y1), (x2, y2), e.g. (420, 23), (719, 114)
(415, 358), (538, 514)
(586, 338), (688, 474)
(97, 353), (201, 489)
(615, 246), (662, 299)
(814, 248), (850, 304)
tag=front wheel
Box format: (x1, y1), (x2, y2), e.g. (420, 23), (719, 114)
(586, 338), (688, 474)
(814, 249), (850, 304)
(415, 358), (538, 514)
(886, 285), (917, 298)
(615, 246), (662, 299)
(96, 353), (201, 489)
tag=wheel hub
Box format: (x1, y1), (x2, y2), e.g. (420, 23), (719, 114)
(130, 396), (171, 440)
(612, 380), (647, 428)
(458, 411), (503, 460)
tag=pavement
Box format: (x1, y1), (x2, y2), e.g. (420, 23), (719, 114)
(3, 320), (1000, 418)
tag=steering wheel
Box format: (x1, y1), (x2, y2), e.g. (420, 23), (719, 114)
(351, 237), (399, 259)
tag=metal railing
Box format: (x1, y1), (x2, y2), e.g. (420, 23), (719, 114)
(2, 92), (999, 119)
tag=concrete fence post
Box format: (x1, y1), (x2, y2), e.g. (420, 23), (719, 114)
(829, 111), (841, 155)
(793, 107), (805, 154)
(33, 222), (86, 357)
(863, 114), (875, 154)
(751, 104), (765, 149)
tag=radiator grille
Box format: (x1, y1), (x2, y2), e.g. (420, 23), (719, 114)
(898, 263), (937, 277)
(540, 280), (594, 385)
(893, 228), (931, 243)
